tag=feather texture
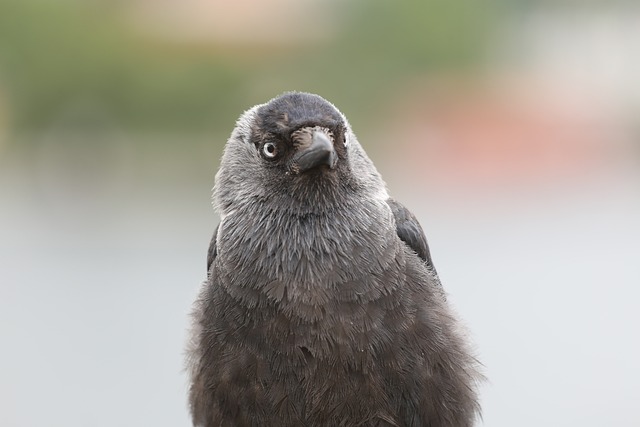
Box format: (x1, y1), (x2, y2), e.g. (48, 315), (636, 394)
(188, 92), (481, 426)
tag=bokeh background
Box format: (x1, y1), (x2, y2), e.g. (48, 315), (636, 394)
(1, 1), (639, 426)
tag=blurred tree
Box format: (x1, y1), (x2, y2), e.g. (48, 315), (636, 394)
(0, 0), (249, 135)
(276, 0), (497, 124)
(0, 0), (498, 136)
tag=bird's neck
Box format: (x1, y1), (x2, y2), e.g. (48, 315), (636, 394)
(216, 194), (398, 287)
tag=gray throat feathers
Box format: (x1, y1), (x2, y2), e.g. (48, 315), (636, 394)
(215, 195), (399, 308)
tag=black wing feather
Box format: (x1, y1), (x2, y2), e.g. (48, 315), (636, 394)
(387, 198), (437, 274)
(206, 223), (219, 274)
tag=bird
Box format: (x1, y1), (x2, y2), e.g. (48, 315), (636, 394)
(187, 92), (481, 426)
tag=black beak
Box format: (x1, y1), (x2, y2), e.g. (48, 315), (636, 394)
(294, 130), (337, 173)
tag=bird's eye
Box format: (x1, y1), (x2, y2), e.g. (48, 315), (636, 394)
(343, 133), (349, 147)
(262, 142), (278, 159)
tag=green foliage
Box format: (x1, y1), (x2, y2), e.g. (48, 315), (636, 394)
(273, 0), (497, 125)
(0, 0), (498, 135)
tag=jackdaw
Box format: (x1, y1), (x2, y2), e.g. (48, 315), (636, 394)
(187, 92), (481, 426)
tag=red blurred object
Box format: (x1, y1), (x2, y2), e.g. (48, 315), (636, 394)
(387, 77), (629, 190)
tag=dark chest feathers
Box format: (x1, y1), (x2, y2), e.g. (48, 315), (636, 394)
(190, 208), (479, 426)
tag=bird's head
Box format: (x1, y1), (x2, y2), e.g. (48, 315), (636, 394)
(251, 92), (345, 175)
(213, 92), (387, 216)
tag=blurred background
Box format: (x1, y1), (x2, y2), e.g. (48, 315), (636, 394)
(1, 0), (639, 425)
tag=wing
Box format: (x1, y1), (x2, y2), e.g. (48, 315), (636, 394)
(206, 223), (219, 274)
(386, 198), (437, 274)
